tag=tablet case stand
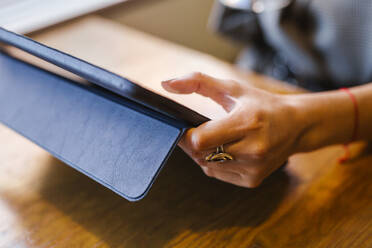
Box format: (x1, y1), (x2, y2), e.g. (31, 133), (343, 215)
(0, 28), (209, 201)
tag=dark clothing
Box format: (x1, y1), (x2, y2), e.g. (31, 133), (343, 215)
(211, 0), (372, 91)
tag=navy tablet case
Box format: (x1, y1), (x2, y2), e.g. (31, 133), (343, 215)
(0, 28), (209, 201)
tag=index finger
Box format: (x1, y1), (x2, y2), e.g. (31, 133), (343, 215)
(185, 113), (249, 151)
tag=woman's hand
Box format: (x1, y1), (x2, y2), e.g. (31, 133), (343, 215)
(162, 72), (306, 187)
(162, 72), (372, 187)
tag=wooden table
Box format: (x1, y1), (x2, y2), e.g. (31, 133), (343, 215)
(0, 16), (371, 248)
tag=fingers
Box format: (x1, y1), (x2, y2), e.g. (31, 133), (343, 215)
(223, 135), (269, 161)
(162, 72), (240, 111)
(179, 138), (246, 174)
(180, 130), (270, 181)
(181, 133), (269, 188)
(162, 72), (239, 96)
(180, 124), (255, 166)
(201, 166), (241, 183)
(184, 112), (258, 151)
(200, 166), (263, 188)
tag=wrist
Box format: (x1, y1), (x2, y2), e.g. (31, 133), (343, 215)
(283, 94), (319, 153)
(284, 91), (354, 153)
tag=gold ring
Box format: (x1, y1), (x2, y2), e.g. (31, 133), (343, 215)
(205, 145), (234, 163)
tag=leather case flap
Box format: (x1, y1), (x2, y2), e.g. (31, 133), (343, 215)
(0, 52), (184, 201)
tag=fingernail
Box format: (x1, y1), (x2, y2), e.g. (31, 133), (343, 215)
(161, 78), (176, 84)
(161, 80), (181, 93)
(161, 81), (171, 87)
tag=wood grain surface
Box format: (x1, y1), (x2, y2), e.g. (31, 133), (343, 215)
(0, 16), (371, 248)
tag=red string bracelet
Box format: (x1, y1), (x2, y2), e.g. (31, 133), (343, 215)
(338, 88), (359, 163)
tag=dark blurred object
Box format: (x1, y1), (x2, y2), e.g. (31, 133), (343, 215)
(211, 0), (372, 91)
(219, 0), (291, 12)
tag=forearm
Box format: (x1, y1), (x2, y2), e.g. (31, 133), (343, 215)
(289, 83), (372, 153)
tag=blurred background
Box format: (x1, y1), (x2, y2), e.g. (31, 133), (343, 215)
(0, 0), (241, 62)
(100, 0), (241, 62)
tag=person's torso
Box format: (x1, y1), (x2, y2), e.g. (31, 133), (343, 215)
(212, 0), (372, 91)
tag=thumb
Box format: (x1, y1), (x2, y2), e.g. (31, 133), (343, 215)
(162, 72), (240, 111)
